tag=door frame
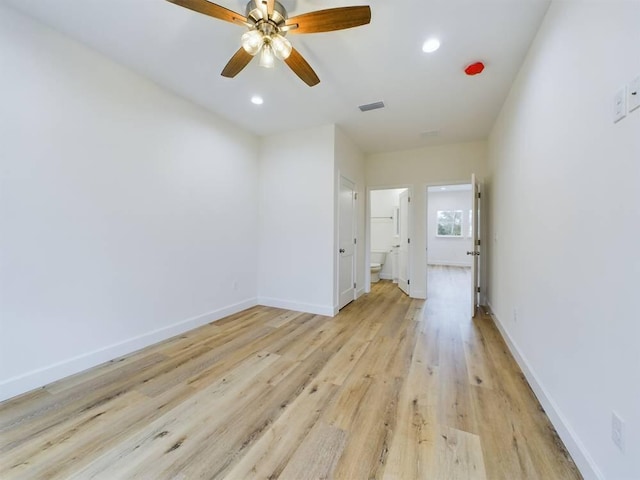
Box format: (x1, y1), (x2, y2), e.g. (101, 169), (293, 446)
(424, 180), (484, 303)
(470, 174), (480, 317)
(365, 184), (413, 294)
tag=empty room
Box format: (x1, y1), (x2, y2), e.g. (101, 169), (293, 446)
(1, 0), (638, 479)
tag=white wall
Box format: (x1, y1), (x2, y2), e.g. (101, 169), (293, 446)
(258, 125), (335, 316)
(0, 7), (260, 401)
(334, 127), (366, 302)
(366, 141), (487, 298)
(427, 189), (473, 267)
(487, 1), (640, 479)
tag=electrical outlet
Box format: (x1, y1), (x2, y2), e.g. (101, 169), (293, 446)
(613, 87), (627, 123)
(232, 280), (239, 291)
(612, 411), (625, 452)
(629, 76), (640, 113)
(513, 308), (518, 323)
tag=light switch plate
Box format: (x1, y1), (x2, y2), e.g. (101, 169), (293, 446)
(613, 87), (627, 123)
(629, 76), (640, 113)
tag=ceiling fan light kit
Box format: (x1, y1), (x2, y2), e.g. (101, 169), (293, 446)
(240, 29), (263, 56)
(270, 34), (292, 60)
(241, 1), (292, 65)
(166, 0), (371, 86)
(259, 44), (275, 68)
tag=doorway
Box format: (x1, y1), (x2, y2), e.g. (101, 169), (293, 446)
(426, 182), (479, 314)
(368, 187), (410, 295)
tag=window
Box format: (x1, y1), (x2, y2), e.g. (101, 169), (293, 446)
(468, 210), (473, 238)
(437, 210), (463, 237)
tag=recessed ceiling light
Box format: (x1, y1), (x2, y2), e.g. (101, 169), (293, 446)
(440, 187), (447, 190)
(251, 95), (264, 105)
(422, 38), (441, 53)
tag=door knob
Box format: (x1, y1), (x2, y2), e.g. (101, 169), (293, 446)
(339, 248), (345, 253)
(466, 251), (479, 256)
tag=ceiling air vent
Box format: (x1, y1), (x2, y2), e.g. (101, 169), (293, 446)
(358, 101), (385, 112)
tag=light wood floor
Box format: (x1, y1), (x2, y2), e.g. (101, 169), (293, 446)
(0, 267), (581, 479)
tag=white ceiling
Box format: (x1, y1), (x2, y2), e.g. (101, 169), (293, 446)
(3, 0), (550, 154)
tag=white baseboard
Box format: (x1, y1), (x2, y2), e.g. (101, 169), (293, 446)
(0, 298), (258, 403)
(410, 288), (427, 299)
(487, 302), (604, 480)
(427, 261), (472, 267)
(379, 273), (394, 280)
(258, 297), (334, 317)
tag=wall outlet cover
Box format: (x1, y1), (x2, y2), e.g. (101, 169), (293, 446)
(629, 76), (640, 113)
(613, 87), (627, 123)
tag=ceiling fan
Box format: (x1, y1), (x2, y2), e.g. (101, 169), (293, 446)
(166, 0), (371, 86)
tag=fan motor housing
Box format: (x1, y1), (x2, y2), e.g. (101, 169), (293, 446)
(246, 1), (288, 27)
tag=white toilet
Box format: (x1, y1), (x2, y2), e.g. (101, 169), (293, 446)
(370, 251), (388, 283)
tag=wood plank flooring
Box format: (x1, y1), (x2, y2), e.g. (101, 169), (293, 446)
(0, 266), (582, 479)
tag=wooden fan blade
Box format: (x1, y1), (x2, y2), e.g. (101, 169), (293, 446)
(284, 48), (320, 86)
(166, 0), (246, 24)
(286, 6), (371, 34)
(221, 48), (254, 78)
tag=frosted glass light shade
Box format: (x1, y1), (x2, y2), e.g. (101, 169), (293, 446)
(259, 44), (275, 68)
(241, 30), (264, 56)
(271, 34), (292, 60)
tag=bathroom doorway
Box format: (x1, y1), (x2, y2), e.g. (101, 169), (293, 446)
(426, 183), (477, 314)
(368, 187), (410, 295)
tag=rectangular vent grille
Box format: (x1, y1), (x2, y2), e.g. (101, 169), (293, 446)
(359, 101), (385, 112)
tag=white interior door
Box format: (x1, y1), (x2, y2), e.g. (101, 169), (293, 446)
(470, 173), (480, 317)
(338, 176), (356, 310)
(398, 189), (410, 296)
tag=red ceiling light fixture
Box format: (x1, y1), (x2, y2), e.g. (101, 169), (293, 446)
(464, 61), (485, 76)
